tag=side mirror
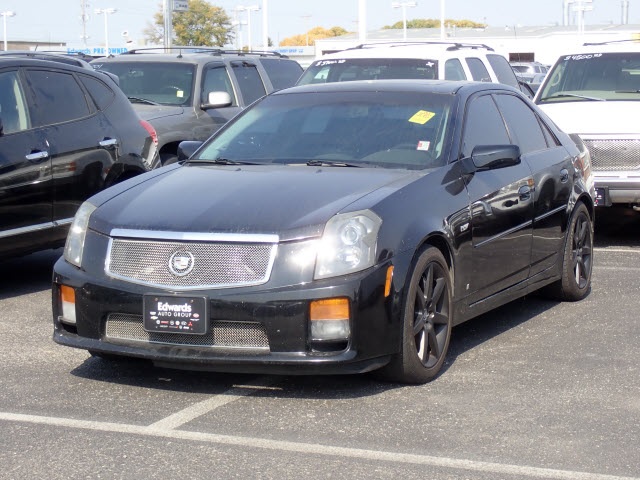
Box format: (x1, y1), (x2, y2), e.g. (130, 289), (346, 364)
(177, 140), (204, 161)
(462, 145), (521, 174)
(202, 91), (232, 109)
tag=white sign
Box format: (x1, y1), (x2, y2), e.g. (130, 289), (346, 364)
(173, 0), (188, 11)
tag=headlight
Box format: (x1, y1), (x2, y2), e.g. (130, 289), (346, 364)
(64, 201), (96, 268)
(315, 210), (382, 279)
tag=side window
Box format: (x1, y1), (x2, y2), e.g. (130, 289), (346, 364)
(259, 58), (303, 90)
(0, 70), (30, 134)
(493, 94), (548, 154)
(486, 54), (520, 88)
(461, 94), (509, 158)
(24, 70), (90, 127)
(466, 57), (491, 82)
(79, 74), (115, 111)
(231, 61), (267, 105)
(202, 64), (237, 106)
(444, 58), (467, 81)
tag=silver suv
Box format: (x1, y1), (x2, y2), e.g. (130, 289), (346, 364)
(296, 41), (530, 95)
(92, 48), (303, 165)
(534, 40), (640, 210)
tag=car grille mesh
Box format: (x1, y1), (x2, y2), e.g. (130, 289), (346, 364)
(107, 238), (276, 289)
(105, 313), (270, 351)
(582, 139), (640, 171)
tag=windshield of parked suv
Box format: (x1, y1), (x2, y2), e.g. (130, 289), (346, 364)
(92, 62), (195, 106)
(297, 58), (438, 85)
(537, 52), (640, 103)
(192, 90), (452, 170)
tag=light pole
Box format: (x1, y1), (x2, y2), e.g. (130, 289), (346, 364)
(95, 8), (117, 55)
(1, 11), (15, 52)
(236, 5), (260, 51)
(301, 14), (311, 46)
(391, 2), (417, 41)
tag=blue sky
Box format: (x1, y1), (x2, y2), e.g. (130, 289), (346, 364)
(2, 0), (633, 47)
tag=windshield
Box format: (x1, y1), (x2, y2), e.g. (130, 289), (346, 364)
(194, 90), (452, 170)
(537, 52), (640, 103)
(92, 61), (195, 106)
(297, 57), (438, 85)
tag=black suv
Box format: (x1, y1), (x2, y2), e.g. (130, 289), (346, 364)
(91, 48), (304, 164)
(0, 53), (159, 260)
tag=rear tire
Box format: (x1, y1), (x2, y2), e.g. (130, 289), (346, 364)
(379, 246), (452, 384)
(543, 202), (593, 301)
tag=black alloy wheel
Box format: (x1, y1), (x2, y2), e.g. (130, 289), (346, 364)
(543, 201), (593, 301)
(380, 246), (452, 384)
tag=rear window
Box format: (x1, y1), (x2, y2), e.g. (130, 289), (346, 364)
(486, 54), (520, 88)
(260, 58), (303, 90)
(297, 57), (438, 85)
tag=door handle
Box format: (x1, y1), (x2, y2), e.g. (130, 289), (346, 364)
(518, 185), (531, 201)
(99, 138), (118, 148)
(25, 150), (49, 162)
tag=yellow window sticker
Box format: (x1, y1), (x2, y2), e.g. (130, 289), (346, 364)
(177, 90), (184, 98)
(409, 110), (436, 125)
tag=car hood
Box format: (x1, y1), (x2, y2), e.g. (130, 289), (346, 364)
(132, 104), (185, 122)
(537, 101), (640, 135)
(91, 164), (423, 240)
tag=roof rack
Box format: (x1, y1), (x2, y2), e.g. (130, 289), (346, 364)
(0, 51), (91, 68)
(349, 41), (494, 52)
(123, 47), (287, 58)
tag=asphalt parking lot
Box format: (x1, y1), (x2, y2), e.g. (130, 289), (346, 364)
(0, 207), (638, 480)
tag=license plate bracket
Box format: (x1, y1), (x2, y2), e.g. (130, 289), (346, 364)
(143, 295), (208, 335)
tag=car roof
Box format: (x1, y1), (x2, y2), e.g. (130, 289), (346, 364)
(0, 51), (93, 69)
(559, 39), (640, 55)
(275, 78), (516, 96)
(317, 41), (495, 60)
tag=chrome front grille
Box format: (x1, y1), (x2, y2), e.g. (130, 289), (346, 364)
(582, 139), (640, 171)
(106, 233), (277, 289)
(105, 313), (270, 352)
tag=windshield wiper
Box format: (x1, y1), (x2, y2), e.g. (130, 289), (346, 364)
(127, 96), (159, 105)
(615, 89), (640, 93)
(538, 93), (606, 102)
(187, 157), (260, 165)
(306, 159), (362, 168)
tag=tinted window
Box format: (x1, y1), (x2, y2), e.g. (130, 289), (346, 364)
(79, 74), (115, 110)
(461, 94), (509, 158)
(24, 70), (90, 127)
(444, 59), (466, 81)
(466, 57), (491, 82)
(487, 54), (520, 87)
(0, 70), (30, 134)
(260, 58), (303, 89)
(202, 64), (237, 106)
(297, 58), (438, 85)
(231, 61), (267, 105)
(493, 94), (547, 154)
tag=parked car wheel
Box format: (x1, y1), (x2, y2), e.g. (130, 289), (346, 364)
(383, 246), (452, 384)
(545, 202), (593, 301)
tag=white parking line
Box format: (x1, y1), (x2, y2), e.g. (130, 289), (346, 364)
(0, 411), (637, 480)
(594, 247), (640, 253)
(148, 378), (277, 430)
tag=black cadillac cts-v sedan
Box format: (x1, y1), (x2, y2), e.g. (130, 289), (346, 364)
(52, 80), (595, 384)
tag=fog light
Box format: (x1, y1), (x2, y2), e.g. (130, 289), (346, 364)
(309, 298), (350, 341)
(59, 285), (76, 325)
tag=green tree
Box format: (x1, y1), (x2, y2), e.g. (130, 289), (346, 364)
(280, 26), (349, 47)
(143, 0), (234, 47)
(383, 18), (486, 29)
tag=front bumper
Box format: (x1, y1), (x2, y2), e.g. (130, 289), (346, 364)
(52, 251), (410, 375)
(593, 174), (640, 206)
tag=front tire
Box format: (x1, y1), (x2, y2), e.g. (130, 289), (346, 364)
(380, 246), (453, 384)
